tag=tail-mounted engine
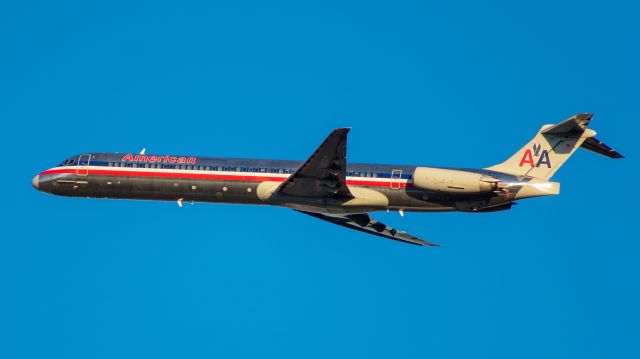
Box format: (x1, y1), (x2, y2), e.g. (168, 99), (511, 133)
(412, 167), (503, 194)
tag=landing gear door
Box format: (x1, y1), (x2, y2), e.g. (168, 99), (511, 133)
(76, 154), (91, 176)
(390, 169), (402, 189)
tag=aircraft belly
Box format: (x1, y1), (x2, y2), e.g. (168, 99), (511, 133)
(384, 187), (456, 211)
(259, 183), (457, 213)
(43, 174), (265, 205)
(41, 173), (504, 213)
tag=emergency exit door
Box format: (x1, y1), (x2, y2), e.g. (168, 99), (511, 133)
(390, 169), (402, 189)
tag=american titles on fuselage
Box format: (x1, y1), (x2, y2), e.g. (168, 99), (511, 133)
(121, 154), (197, 164)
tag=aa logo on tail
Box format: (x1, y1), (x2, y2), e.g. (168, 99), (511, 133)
(519, 143), (552, 168)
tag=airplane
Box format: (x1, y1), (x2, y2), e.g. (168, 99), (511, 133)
(32, 113), (622, 246)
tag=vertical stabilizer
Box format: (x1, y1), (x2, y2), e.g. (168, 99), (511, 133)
(486, 114), (619, 179)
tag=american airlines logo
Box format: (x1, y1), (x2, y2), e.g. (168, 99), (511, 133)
(121, 154), (197, 164)
(518, 143), (551, 168)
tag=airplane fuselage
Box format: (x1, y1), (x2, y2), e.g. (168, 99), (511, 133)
(33, 152), (544, 214)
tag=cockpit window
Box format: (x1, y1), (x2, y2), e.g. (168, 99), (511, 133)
(58, 159), (76, 166)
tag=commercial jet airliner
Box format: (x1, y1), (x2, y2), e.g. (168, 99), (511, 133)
(32, 113), (622, 246)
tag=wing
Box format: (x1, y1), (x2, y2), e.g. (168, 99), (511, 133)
(276, 128), (353, 198)
(297, 211), (439, 246)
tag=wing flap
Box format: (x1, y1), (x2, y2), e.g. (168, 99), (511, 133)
(298, 211), (438, 246)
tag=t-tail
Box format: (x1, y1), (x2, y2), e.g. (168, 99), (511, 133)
(487, 113), (623, 180)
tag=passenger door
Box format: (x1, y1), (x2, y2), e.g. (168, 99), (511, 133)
(76, 154), (91, 176)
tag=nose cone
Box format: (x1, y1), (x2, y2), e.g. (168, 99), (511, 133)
(32, 175), (40, 189)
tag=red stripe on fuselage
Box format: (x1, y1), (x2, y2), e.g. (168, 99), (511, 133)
(41, 168), (411, 188)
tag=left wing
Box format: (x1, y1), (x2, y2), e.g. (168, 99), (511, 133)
(298, 211), (439, 246)
(276, 128), (353, 199)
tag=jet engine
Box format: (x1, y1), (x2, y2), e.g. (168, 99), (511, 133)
(412, 167), (501, 194)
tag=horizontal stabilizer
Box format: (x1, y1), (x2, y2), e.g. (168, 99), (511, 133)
(541, 113), (592, 135)
(580, 137), (624, 158)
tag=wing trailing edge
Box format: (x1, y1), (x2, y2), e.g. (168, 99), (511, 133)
(298, 211), (439, 246)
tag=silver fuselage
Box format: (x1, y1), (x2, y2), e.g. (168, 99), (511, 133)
(33, 152), (555, 214)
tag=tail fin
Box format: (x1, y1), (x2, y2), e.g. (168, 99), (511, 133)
(487, 113), (623, 180)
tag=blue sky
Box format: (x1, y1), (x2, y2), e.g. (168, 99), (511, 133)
(2, 1), (639, 358)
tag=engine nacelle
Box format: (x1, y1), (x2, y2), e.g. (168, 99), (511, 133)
(412, 167), (500, 193)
